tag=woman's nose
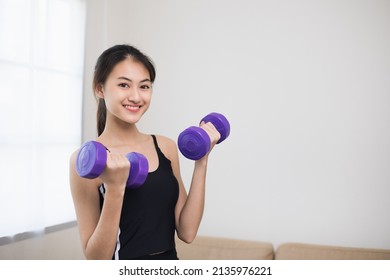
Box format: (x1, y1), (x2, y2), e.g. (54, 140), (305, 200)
(127, 87), (141, 103)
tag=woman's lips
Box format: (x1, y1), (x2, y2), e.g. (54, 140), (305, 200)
(123, 104), (141, 112)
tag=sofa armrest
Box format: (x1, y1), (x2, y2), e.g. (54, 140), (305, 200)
(176, 235), (274, 260)
(275, 243), (390, 260)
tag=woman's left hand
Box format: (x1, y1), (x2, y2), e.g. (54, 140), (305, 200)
(199, 121), (221, 157)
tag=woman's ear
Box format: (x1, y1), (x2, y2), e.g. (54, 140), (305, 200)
(95, 84), (104, 99)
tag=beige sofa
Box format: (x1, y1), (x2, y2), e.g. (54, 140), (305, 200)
(2, 225), (390, 260)
(176, 235), (390, 260)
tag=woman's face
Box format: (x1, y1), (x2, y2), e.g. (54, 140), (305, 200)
(98, 57), (153, 125)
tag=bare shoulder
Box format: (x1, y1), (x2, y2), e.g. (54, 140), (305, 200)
(154, 134), (176, 146)
(69, 148), (80, 175)
(69, 148), (102, 194)
(154, 135), (179, 159)
(69, 148), (79, 166)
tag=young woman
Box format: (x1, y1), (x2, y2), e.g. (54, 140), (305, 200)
(69, 44), (220, 260)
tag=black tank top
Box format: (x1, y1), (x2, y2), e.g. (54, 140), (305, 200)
(99, 135), (179, 259)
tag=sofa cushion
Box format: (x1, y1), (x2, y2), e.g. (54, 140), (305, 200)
(176, 235), (274, 260)
(275, 242), (390, 260)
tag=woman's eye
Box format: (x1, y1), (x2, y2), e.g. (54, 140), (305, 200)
(140, 84), (151, 90)
(118, 83), (129, 88)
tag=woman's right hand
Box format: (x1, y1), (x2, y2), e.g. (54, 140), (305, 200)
(99, 152), (130, 195)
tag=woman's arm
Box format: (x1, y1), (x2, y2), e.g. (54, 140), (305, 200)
(174, 155), (208, 243)
(162, 122), (221, 243)
(69, 150), (129, 259)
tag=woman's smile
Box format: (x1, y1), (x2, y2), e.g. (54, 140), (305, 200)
(123, 104), (141, 113)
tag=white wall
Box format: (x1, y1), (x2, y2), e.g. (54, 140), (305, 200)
(83, 0), (390, 249)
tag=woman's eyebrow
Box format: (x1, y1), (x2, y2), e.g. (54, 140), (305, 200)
(118, 76), (132, 82)
(117, 76), (151, 83)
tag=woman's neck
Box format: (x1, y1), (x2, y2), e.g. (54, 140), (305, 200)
(98, 115), (144, 147)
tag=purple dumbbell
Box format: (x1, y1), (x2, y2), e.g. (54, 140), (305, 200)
(178, 112), (230, 160)
(76, 141), (149, 188)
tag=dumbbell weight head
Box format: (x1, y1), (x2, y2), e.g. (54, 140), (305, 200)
(125, 152), (149, 188)
(76, 141), (107, 179)
(178, 126), (211, 160)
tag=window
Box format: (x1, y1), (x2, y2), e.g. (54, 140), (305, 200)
(0, 0), (86, 237)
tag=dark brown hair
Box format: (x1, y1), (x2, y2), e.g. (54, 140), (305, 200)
(93, 44), (156, 136)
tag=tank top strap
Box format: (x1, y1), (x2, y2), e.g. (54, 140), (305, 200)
(151, 134), (164, 159)
(151, 135), (171, 166)
(151, 134), (159, 149)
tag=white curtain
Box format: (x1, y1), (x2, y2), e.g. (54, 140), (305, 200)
(0, 0), (86, 237)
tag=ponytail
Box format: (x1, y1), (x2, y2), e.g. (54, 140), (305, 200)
(97, 98), (106, 137)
